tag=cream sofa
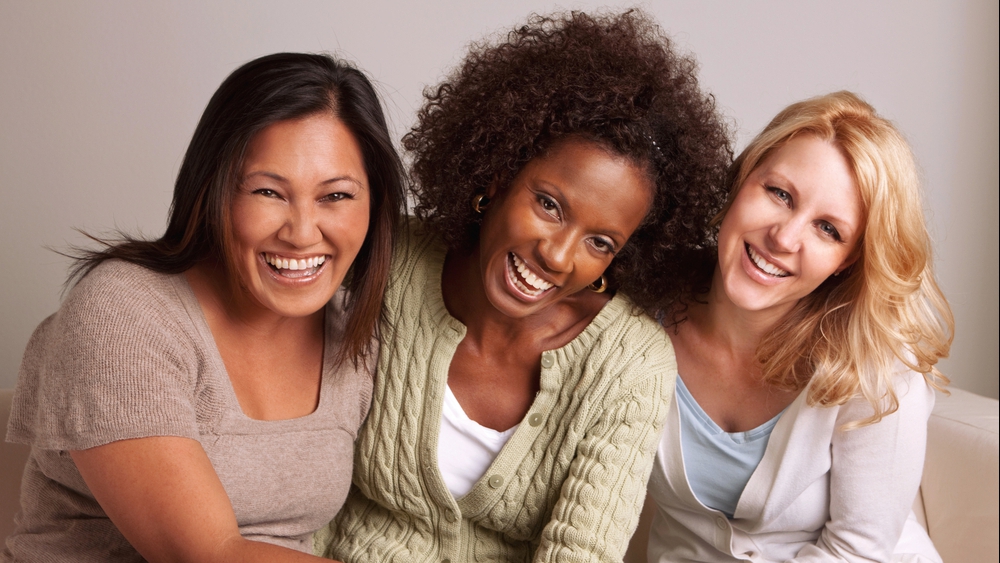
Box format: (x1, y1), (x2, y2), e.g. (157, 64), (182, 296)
(2, 387), (998, 561)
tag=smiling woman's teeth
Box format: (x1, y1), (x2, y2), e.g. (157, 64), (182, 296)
(746, 245), (789, 277)
(509, 253), (554, 295)
(265, 254), (326, 271)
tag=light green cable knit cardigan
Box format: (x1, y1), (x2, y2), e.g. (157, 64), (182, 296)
(317, 223), (676, 563)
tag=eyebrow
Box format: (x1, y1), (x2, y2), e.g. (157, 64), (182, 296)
(546, 183), (628, 242)
(244, 171), (365, 188)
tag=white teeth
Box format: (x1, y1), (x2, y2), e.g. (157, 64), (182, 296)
(746, 245), (789, 277)
(509, 253), (554, 294)
(265, 254), (326, 272)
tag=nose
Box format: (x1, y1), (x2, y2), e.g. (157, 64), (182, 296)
(768, 216), (805, 254)
(538, 228), (575, 273)
(277, 201), (323, 248)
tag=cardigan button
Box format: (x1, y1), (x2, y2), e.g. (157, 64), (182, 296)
(528, 413), (544, 427)
(443, 559), (451, 563)
(445, 509), (457, 523)
(540, 352), (555, 368)
(715, 516), (727, 530)
(488, 474), (504, 488)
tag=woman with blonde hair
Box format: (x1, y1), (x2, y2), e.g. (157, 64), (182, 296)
(646, 91), (953, 562)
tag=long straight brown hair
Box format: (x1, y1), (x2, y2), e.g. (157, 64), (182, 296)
(71, 53), (405, 367)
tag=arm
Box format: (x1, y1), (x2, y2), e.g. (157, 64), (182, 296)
(26, 264), (341, 561)
(793, 371), (935, 562)
(533, 331), (674, 563)
(72, 437), (335, 563)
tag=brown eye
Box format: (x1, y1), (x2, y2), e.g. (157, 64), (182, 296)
(251, 188), (281, 198)
(537, 194), (560, 218)
(321, 192), (351, 203)
(589, 237), (616, 255)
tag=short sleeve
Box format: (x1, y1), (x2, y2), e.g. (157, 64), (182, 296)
(7, 261), (202, 451)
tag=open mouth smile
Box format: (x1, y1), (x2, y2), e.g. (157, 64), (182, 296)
(746, 244), (790, 278)
(506, 253), (555, 297)
(263, 253), (328, 279)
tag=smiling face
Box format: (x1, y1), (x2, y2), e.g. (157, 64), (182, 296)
(475, 138), (653, 319)
(715, 134), (863, 318)
(230, 113), (370, 319)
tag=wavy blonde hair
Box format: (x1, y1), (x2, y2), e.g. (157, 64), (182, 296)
(719, 91), (954, 425)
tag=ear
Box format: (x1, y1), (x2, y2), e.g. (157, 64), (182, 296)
(835, 251), (861, 276)
(485, 180), (500, 199)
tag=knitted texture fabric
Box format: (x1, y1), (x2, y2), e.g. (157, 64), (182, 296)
(318, 222), (676, 562)
(5, 260), (372, 559)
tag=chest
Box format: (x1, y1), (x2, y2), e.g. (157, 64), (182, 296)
(193, 349), (368, 540)
(650, 398), (835, 558)
(446, 338), (543, 431)
(675, 344), (799, 432)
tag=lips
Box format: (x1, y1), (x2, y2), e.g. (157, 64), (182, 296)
(746, 244), (790, 277)
(506, 253), (555, 297)
(263, 252), (328, 279)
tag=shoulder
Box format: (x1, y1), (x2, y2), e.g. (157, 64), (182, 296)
(591, 294), (675, 373)
(391, 217), (444, 277)
(54, 260), (197, 356)
(66, 260), (186, 320)
(9, 261), (203, 449)
(384, 218), (447, 310)
(570, 294), (676, 403)
(836, 365), (936, 428)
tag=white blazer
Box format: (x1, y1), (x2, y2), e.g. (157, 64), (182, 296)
(647, 369), (941, 562)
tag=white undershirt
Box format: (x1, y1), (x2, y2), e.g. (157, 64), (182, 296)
(437, 384), (518, 499)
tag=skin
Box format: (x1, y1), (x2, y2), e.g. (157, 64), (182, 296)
(671, 134), (864, 432)
(441, 137), (654, 431)
(72, 112), (368, 562)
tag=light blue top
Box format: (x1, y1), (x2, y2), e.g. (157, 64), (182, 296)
(676, 376), (784, 518)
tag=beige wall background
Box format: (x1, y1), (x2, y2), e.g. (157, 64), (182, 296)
(1, 1), (997, 398)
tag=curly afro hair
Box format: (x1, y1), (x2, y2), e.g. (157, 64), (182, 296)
(403, 10), (732, 315)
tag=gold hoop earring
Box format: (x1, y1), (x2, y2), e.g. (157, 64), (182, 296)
(472, 194), (491, 214)
(588, 275), (607, 293)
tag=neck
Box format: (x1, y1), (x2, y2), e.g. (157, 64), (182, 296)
(185, 261), (322, 338)
(694, 266), (791, 356)
(441, 248), (580, 346)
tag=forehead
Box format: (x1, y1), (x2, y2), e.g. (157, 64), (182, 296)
(243, 113), (364, 170)
(519, 138), (655, 235)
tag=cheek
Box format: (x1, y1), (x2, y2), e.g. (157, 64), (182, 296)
(230, 199), (270, 253)
(803, 246), (849, 282)
(715, 214), (742, 261)
(322, 203), (371, 252)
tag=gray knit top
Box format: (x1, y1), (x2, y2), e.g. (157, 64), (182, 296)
(4, 260), (373, 561)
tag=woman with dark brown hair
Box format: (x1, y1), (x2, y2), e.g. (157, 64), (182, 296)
(4, 52), (404, 561)
(319, 11), (731, 563)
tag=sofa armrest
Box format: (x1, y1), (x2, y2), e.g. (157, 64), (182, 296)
(920, 387), (999, 563)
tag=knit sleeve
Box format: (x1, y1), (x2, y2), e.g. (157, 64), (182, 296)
(792, 369), (937, 562)
(6, 261), (202, 451)
(533, 323), (675, 563)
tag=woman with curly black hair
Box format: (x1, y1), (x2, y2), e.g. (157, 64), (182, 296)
(318, 11), (731, 563)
